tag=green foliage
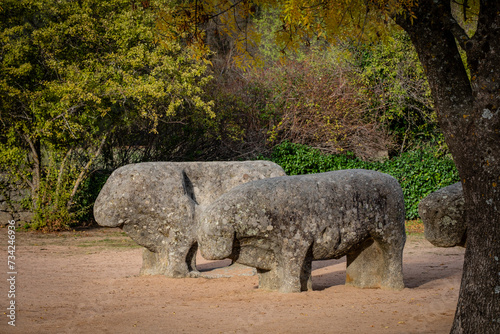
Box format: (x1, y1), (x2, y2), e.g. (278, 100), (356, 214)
(253, 7), (285, 63)
(253, 6), (329, 63)
(265, 141), (373, 175)
(380, 149), (460, 219)
(29, 151), (80, 230)
(351, 31), (438, 152)
(263, 141), (460, 219)
(71, 171), (110, 225)
(0, 0), (213, 230)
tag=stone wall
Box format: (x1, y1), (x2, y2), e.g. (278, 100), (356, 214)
(0, 185), (33, 227)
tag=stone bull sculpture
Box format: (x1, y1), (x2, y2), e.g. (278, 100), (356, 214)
(94, 161), (285, 277)
(418, 182), (466, 247)
(198, 169), (406, 293)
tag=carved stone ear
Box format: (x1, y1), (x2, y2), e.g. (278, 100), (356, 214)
(181, 170), (198, 205)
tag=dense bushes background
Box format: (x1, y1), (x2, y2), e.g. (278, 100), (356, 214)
(263, 141), (460, 219)
(200, 11), (441, 160)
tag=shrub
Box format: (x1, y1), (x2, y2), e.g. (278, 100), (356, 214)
(378, 150), (459, 219)
(352, 31), (438, 153)
(248, 54), (393, 160)
(262, 142), (459, 219)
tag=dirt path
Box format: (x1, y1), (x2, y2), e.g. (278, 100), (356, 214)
(0, 227), (464, 333)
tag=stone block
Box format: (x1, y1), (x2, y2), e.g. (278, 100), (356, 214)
(94, 161), (286, 277)
(418, 182), (466, 247)
(198, 169), (406, 292)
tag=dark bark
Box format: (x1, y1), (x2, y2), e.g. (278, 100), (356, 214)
(395, 1), (500, 333)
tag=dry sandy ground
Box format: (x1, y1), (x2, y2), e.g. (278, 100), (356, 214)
(0, 227), (465, 334)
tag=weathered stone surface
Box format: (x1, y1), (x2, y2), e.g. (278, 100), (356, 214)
(0, 180), (33, 224)
(0, 211), (14, 226)
(198, 169), (406, 293)
(94, 161), (286, 277)
(17, 211), (34, 223)
(418, 182), (466, 247)
(0, 210), (33, 226)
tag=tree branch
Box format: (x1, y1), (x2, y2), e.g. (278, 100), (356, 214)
(445, 13), (471, 50)
(23, 134), (40, 194)
(66, 133), (108, 210)
(205, 0), (246, 22)
(55, 148), (72, 206)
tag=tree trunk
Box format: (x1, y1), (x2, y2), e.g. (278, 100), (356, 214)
(25, 134), (42, 211)
(395, 1), (500, 333)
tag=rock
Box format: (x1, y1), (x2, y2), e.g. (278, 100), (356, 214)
(0, 200), (9, 211)
(17, 211), (34, 224)
(198, 169), (406, 293)
(0, 211), (14, 226)
(94, 161), (286, 277)
(418, 182), (466, 247)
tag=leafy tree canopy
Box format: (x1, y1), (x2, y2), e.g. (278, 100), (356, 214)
(160, 0), (423, 67)
(0, 0), (213, 229)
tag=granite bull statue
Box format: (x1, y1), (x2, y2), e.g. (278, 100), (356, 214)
(418, 182), (466, 247)
(94, 161), (285, 278)
(198, 169), (406, 293)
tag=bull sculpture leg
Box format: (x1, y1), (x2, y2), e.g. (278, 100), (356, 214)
(165, 239), (199, 278)
(139, 240), (199, 278)
(140, 248), (163, 276)
(274, 243), (314, 293)
(256, 268), (281, 291)
(346, 235), (405, 290)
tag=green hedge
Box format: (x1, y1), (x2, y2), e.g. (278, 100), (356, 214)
(261, 142), (460, 219)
